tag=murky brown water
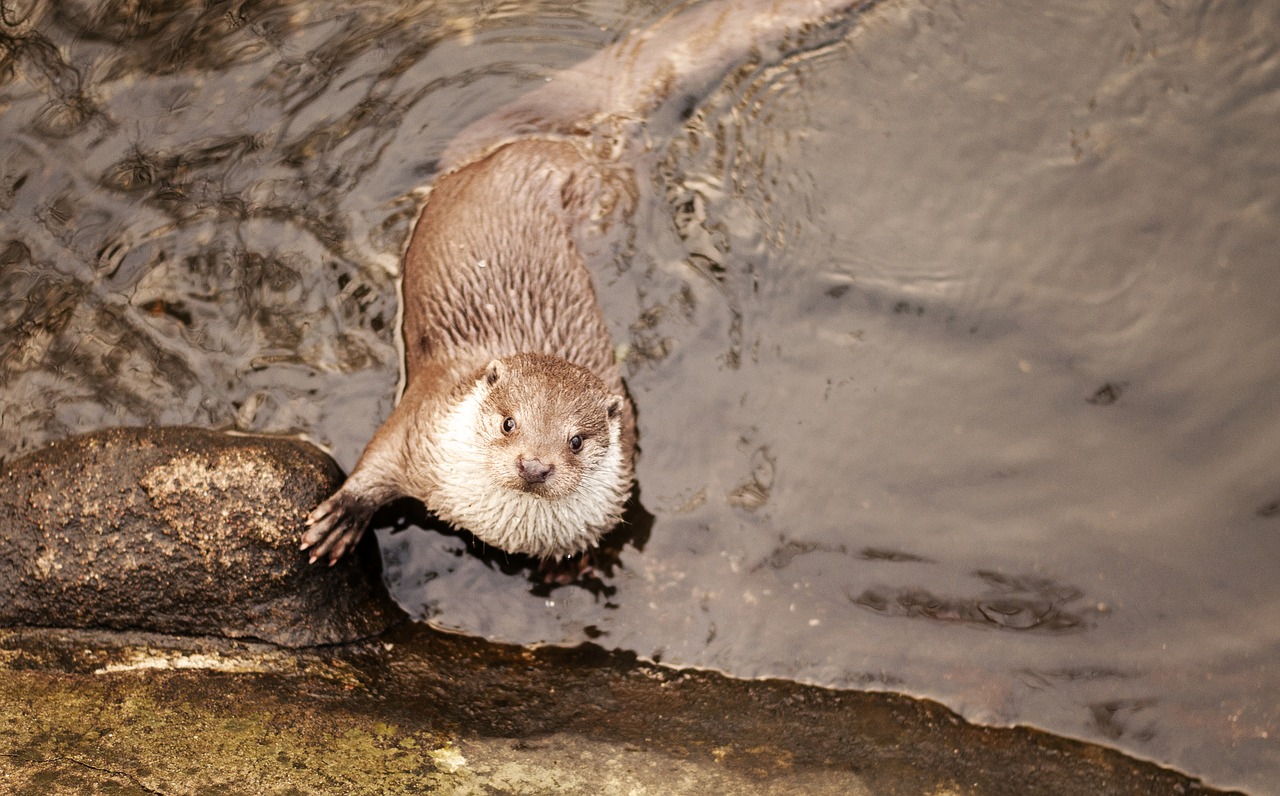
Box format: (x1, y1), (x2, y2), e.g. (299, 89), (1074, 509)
(2, 0), (1277, 792)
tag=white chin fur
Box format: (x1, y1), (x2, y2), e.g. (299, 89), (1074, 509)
(429, 386), (627, 558)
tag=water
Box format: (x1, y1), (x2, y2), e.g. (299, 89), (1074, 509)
(2, 0), (1278, 792)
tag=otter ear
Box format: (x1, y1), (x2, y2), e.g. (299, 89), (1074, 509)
(484, 360), (504, 387)
(606, 395), (623, 420)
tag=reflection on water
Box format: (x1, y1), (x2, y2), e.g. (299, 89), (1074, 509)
(2, 1), (1279, 792)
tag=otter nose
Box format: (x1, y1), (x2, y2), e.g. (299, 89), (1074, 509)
(517, 456), (554, 484)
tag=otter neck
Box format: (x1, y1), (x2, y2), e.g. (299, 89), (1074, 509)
(391, 362), (481, 499)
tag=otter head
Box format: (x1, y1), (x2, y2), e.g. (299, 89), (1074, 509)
(428, 352), (631, 558)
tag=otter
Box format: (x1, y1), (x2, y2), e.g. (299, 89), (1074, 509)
(301, 0), (882, 564)
(301, 138), (635, 564)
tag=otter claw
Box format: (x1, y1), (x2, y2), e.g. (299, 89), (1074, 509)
(300, 490), (377, 565)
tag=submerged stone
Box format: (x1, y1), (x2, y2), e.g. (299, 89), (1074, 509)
(0, 426), (400, 647)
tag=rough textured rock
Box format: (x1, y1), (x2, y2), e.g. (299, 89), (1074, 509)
(0, 426), (401, 646)
(0, 625), (1246, 796)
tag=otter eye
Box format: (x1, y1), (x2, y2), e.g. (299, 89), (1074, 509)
(568, 434), (583, 453)
(501, 417), (517, 434)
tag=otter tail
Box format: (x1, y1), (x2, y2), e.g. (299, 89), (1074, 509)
(439, 0), (886, 171)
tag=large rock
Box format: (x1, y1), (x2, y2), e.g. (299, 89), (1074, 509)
(0, 624), (1245, 795)
(0, 426), (400, 646)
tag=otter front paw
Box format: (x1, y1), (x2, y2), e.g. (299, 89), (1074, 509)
(301, 489), (377, 565)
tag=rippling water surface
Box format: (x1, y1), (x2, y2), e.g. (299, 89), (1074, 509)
(2, 1), (1277, 791)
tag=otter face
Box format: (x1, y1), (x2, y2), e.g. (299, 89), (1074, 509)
(481, 356), (620, 501)
(429, 352), (631, 558)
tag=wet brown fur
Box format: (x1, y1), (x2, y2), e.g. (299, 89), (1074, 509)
(302, 140), (636, 562)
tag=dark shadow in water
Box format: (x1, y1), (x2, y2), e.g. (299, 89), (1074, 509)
(1086, 382), (1127, 406)
(1017, 666), (1134, 689)
(851, 570), (1095, 634)
(859, 547), (933, 563)
(370, 484), (653, 600)
(754, 538), (932, 572)
(1090, 698), (1159, 743)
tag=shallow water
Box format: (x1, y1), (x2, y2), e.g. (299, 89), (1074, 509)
(2, 0), (1278, 792)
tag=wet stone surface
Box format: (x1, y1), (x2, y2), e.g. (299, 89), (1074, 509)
(0, 625), (1245, 796)
(0, 426), (401, 647)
